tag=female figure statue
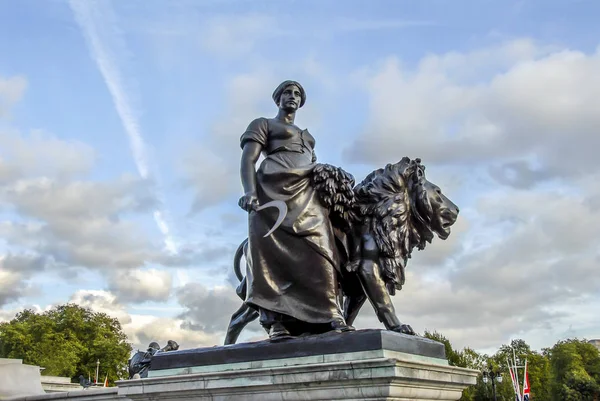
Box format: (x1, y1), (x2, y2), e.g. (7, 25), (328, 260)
(238, 80), (353, 341)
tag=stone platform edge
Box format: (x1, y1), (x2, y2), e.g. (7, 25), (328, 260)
(117, 356), (479, 401)
(149, 329), (446, 371)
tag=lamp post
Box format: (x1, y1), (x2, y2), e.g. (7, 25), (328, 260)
(482, 367), (503, 401)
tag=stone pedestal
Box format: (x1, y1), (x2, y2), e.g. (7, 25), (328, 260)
(6, 330), (478, 401)
(118, 329), (478, 401)
(0, 358), (45, 399)
(40, 376), (83, 393)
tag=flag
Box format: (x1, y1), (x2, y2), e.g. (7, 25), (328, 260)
(103, 374), (109, 387)
(522, 361), (530, 401)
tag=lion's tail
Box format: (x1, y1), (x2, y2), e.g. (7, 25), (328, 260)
(233, 238), (248, 282)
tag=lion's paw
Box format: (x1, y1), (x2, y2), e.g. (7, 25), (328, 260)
(391, 324), (416, 336)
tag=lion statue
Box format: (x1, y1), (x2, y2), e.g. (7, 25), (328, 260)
(334, 157), (459, 334)
(224, 157), (459, 344)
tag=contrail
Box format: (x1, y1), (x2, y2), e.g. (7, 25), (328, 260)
(69, 0), (177, 254)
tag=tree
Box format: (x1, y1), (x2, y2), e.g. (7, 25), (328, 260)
(423, 330), (469, 368)
(0, 304), (132, 385)
(422, 334), (554, 401)
(423, 330), (485, 401)
(548, 339), (600, 401)
(493, 339), (552, 401)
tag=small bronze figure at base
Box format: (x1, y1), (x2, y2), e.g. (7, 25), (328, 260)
(127, 340), (179, 379)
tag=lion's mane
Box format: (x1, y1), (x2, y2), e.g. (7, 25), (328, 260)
(353, 157), (435, 294)
(312, 157), (436, 295)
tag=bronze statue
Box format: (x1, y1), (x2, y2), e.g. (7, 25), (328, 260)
(337, 157), (459, 333)
(127, 340), (179, 379)
(226, 80), (459, 345)
(237, 80), (353, 342)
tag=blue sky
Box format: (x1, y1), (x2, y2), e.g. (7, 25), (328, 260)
(1, 0), (600, 357)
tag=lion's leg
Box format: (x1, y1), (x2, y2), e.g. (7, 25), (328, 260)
(224, 303), (260, 345)
(357, 261), (415, 335)
(357, 259), (402, 330)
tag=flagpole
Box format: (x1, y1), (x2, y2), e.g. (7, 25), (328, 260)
(512, 347), (521, 399)
(522, 359), (528, 400)
(507, 358), (518, 399)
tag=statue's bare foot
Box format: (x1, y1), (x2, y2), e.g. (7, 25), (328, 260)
(268, 322), (294, 342)
(391, 324), (416, 335)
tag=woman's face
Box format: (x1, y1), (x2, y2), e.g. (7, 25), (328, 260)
(279, 85), (302, 111)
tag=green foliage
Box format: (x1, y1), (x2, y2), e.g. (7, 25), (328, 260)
(0, 304), (132, 385)
(549, 339), (600, 401)
(490, 339), (552, 401)
(423, 330), (468, 367)
(423, 330), (485, 400)
(421, 332), (600, 401)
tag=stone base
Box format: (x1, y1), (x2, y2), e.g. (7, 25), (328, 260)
(40, 376), (83, 393)
(119, 358), (476, 400)
(6, 330), (479, 401)
(118, 329), (478, 401)
(0, 358), (46, 399)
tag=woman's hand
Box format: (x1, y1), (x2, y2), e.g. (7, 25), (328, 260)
(238, 192), (259, 212)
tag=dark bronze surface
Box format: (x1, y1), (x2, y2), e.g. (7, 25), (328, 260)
(127, 340), (179, 379)
(238, 80), (347, 338)
(152, 329), (446, 371)
(228, 80), (459, 345)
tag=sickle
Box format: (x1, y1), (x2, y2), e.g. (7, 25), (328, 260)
(255, 200), (288, 237)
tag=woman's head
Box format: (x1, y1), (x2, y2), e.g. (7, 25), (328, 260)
(272, 80), (306, 110)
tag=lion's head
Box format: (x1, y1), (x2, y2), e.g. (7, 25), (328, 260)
(413, 175), (459, 242)
(353, 157), (459, 293)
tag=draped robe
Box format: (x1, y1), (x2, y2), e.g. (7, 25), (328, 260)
(240, 117), (344, 324)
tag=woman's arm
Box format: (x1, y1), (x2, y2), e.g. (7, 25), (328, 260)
(238, 141), (263, 211)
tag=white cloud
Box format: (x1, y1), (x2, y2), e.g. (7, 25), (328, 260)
(107, 268), (173, 303)
(344, 40), (600, 182)
(125, 315), (222, 351)
(0, 75), (27, 117)
(176, 282), (245, 335)
(70, 289), (132, 325)
(69, 289), (222, 350)
(0, 254), (55, 306)
(1, 175), (155, 220)
(0, 269), (28, 306)
(0, 304), (48, 323)
(0, 175), (162, 270)
(0, 129), (95, 183)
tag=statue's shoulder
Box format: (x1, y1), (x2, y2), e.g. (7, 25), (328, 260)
(241, 117), (271, 148)
(245, 117), (270, 131)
